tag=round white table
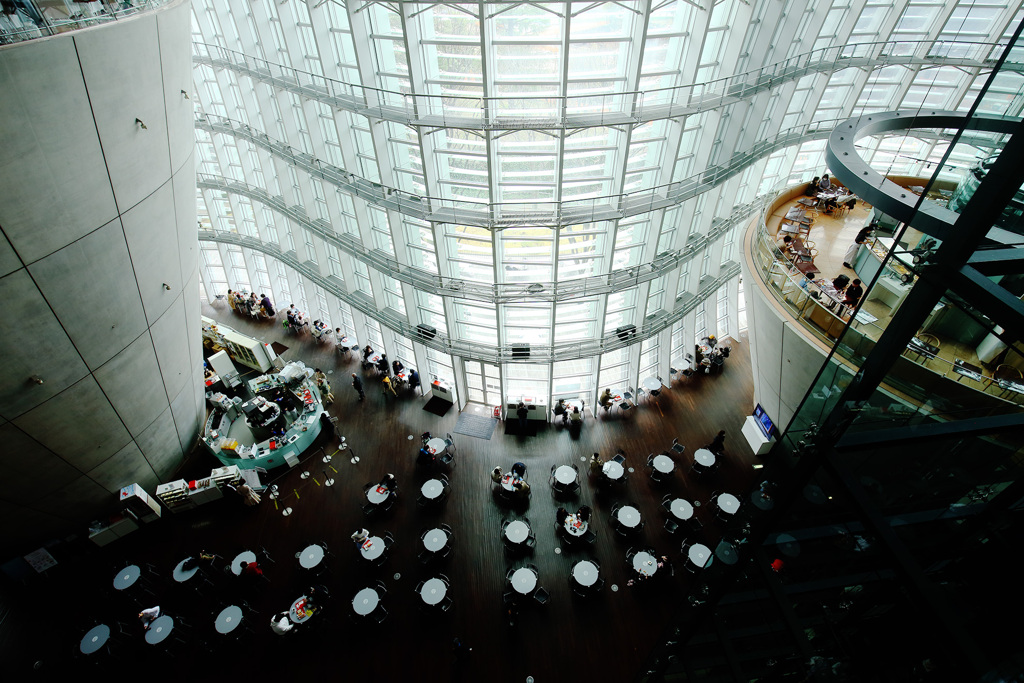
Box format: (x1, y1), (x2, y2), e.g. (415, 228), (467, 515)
(572, 560), (598, 587)
(616, 505), (641, 528)
(563, 515), (588, 537)
(173, 558), (198, 583)
(652, 454), (675, 474)
(420, 578), (448, 606)
(715, 541), (739, 565)
(299, 544), (325, 569)
(500, 474), (518, 492)
(216, 605), (243, 634)
(80, 624), (110, 654)
(504, 520), (530, 544)
(717, 493), (741, 516)
(693, 448), (716, 467)
(687, 543), (712, 568)
(366, 485), (390, 505)
(352, 588), (380, 616)
(642, 376), (662, 392)
(144, 615), (173, 645)
(602, 461), (624, 480)
(633, 551), (658, 577)
(553, 465), (577, 485)
(422, 528), (448, 553)
(510, 567), (538, 594)
(231, 551), (256, 576)
(426, 437), (447, 454)
(360, 536), (385, 561)
(670, 498), (694, 520)
(290, 596), (315, 623)
(421, 479), (444, 500)
(369, 353), (382, 364)
(113, 564), (140, 590)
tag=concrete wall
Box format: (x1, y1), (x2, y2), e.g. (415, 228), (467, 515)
(0, 0), (198, 549)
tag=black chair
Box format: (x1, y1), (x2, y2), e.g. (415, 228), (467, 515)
(533, 587), (550, 605)
(373, 607), (389, 624)
(671, 438), (685, 455)
(613, 452), (626, 465)
(664, 518), (680, 534)
(383, 532), (395, 548)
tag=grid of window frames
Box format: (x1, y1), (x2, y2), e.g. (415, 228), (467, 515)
(192, 0), (1024, 409)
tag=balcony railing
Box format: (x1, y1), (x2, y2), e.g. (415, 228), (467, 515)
(0, 0), (172, 46)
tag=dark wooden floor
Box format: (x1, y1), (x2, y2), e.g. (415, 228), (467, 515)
(8, 302), (759, 683)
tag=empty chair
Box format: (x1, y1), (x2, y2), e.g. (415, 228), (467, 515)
(612, 452), (626, 465)
(671, 438), (685, 455)
(373, 607), (389, 624)
(383, 531), (395, 548)
(533, 587), (550, 605)
(664, 518), (680, 534)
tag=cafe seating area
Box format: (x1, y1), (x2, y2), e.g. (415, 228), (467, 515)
(12, 303), (768, 683)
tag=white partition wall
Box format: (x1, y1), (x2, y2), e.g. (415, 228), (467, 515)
(0, 0), (197, 546)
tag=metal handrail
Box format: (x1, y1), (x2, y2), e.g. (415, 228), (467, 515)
(198, 172), (758, 304)
(192, 39), (1012, 130)
(198, 111), (854, 228)
(198, 228), (743, 364)
(0, 0), (173, 46)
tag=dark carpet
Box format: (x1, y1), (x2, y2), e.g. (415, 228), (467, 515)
(422, 395), (453, 416)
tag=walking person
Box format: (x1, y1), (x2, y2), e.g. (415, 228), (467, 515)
(708, 430), (726, 455)
(351, 373), (365, 401)
(382, 374), (397, 397)
(842, 224), (875, 269)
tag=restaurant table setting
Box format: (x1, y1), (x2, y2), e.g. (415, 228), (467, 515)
(366, 484), (391, 505)
(601, 460), (625, 480)
(359, 536), (385, 561)
(290, 595), (316, 623)
(563, 514), (588, 537)
(632, 551), (659, 577)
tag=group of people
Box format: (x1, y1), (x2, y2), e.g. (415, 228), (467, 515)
(556, 505), (592, 528)
(228, 290), (275, 318)
(491, 463), (530, 496)
(807, 173), (856, 215)
(349, 346), (419, 400)
(551, 399), (584, 428)
(285, 305), (310, 332)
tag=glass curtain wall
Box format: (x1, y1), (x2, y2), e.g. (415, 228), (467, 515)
(191, 0), (1023, 409)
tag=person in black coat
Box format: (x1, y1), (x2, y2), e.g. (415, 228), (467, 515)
(709, 430), (726, 454)
(351, 373), (364, 401)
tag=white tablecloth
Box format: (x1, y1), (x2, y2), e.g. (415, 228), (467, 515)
(554, 465), (577, 485)
(504, 520), (530, 544)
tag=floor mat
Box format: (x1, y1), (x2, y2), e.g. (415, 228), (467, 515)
(502, 419), (538, 437)
(453, 413), (498, 440)
(422, 396), (453, 417)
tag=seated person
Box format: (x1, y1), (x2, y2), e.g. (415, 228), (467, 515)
(416, 446), (434, 465)
(590, 452), (603, 474)
(362, 345), (373, 362)
(377, 355), (390, 376)
(513, 479), (530, 495)
(392, 359), (405, 376)
(138, 606), (161, 630)
(577, 505), (592, 523)
(421, 431), (432, 445)
(598, 388), (613, 410)
(511, 462), (526, 478)
(843, 279), (864, 307)
(569, 406), (583, 425)
(491, 466), (504, 483)
(378, 473), (397, 490)
(818, 173), (832, 191)
(806, 176), (820, 196)
(776, 234), (795, 258)
(822, 196), (838, 214)
(408, 368), (421, 389)
(553, 398), (568, 424)
(831, 274), (850, 292)
(270, 611), (293, 636)
(555, 506), (568, 527)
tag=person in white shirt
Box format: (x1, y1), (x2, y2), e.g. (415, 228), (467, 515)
(138, 606), (160, 630)
(351, 528), (369, 545)
(270, 612), (293, 635)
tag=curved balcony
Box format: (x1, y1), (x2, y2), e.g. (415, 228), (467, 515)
(743, 176), (1023, 432)
(199, 228), (741, 364)
(198, 111), (858, 228)
(0, 0), (171, 45)
(198, 173), (755, 304)
(192, 40), (1011, 131)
